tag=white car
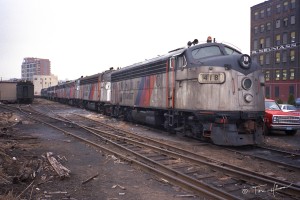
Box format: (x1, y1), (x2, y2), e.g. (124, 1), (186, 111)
(279, 104), (297, 112)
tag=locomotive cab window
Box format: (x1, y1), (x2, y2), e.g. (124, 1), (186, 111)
(177, 55), (187, 69)
(224, 46), (241, 55)
(191, 46), (222, 59)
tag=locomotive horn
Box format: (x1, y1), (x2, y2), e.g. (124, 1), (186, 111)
(187, 41), (192, 47)
(192, 39), (198, 45)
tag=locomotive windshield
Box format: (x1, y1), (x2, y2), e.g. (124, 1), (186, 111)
(191, 46), (222, 59)
(224, 46), (241, 55)
(191, 45), (241, 60)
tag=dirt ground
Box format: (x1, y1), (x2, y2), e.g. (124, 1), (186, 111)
(0, 104), (199, 200)
(0, 100), (300, 200)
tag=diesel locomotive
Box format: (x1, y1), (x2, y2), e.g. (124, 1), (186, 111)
(42, 37), (265, 146)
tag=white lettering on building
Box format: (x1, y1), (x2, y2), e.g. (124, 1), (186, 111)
(251, 43), (298, 55)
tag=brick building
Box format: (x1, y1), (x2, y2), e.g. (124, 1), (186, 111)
(250, 0), (300, 102)
(21, 57), (51, 81)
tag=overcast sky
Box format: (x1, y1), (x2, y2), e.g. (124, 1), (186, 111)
(0, 0), (263, 81)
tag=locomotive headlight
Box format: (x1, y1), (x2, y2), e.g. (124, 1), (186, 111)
(239, 54), (251, 69)
(242, 78), (252, 90)
(244, 94), (253, 103)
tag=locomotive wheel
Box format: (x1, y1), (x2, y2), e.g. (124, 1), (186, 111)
(125, 110), (133, 122)
(190, 124), (204, 139)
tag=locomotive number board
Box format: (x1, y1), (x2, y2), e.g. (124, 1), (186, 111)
(198, 72), (225, 84)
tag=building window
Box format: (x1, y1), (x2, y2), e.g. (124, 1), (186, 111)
(275, 70), (280, 80)
(260, 10), (265, 18)
(260, 24), (265, 33)
(254, 26), (258, 34)
(284, 2), (289, 11)
(282, 70), (287, 80)
(255, 12), (259, 20)
(276, 4), (281, 13)
(266, 37), (271, 47)
(291, 0), (296, 9)
(265, 71), (270, 81)
(267, 7), (271, 16)
(253, 56), (258, 64)
(289, 85), (294, 96)
(260, 38), (264, 48)
(291, 15), (295, 25)
(266, 53), (270, 65)
(266, 86), (270, 98)
(283, 18), (288, 26)
(259, 55), (264, 65)
(290, 50), (295, 61)
(267, 22), (271, 31)
(291, 32), (296, 42)
(276, 34), (280, 45)
(290, 69), (295, 80)
(275, 86), (279, 98)
(283, 51), (287, 63)
(283, 33), (288, 44)
(276, 52), (281, 63)
(276, 19), (280, 28)
(254, 40), (258, 49)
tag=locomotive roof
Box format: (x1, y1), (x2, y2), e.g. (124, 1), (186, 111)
(113, 41), (241, 74)
(114, 48), (186, 73)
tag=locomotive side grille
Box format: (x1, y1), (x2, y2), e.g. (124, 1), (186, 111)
(112, 60), (167, 82)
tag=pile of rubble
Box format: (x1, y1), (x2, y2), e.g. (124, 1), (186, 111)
(0, 112), (71, 199)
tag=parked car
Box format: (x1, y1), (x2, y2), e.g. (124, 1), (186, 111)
(264, 99), (300, 135)
(296, 98), (300, 108)
(279, 104), (297, 112)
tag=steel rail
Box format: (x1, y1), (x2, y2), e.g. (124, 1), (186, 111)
(61, 114), (300, 198)
(8, 104), (238, 200)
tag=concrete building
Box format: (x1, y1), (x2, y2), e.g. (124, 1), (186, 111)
(21, 57), (51, 81)
(32, 75), (58, 96)
(251, 0), (300, 102)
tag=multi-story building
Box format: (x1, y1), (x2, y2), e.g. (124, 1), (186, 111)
(32, 74), (58, 96)
(21, 57), (51, 81)
(251, 0), (300, 102)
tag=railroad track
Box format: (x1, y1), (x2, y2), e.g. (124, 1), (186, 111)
(3, 103), (300, 199)
(34, 104), (300, 199)
(225, 146), (300, 170)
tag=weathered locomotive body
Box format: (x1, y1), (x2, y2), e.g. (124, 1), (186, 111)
(43, 70), (113, 113)
(110, 41), (265, 145)
(42, 39), (265, 146)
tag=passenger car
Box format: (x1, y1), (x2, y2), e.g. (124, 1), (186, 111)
(264, 99), (300, 135)
(279, 104), (297, 112)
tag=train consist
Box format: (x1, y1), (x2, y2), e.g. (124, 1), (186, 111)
(42, 37), (265, 146)
(0, 81), (34, 104)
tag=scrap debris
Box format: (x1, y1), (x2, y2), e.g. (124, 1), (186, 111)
(46, 152), (70, 178)
(81, 173), (99, 184)
(0, 112), (20, 134)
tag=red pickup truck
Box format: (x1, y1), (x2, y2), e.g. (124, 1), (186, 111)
(264, 99), (300, 135)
